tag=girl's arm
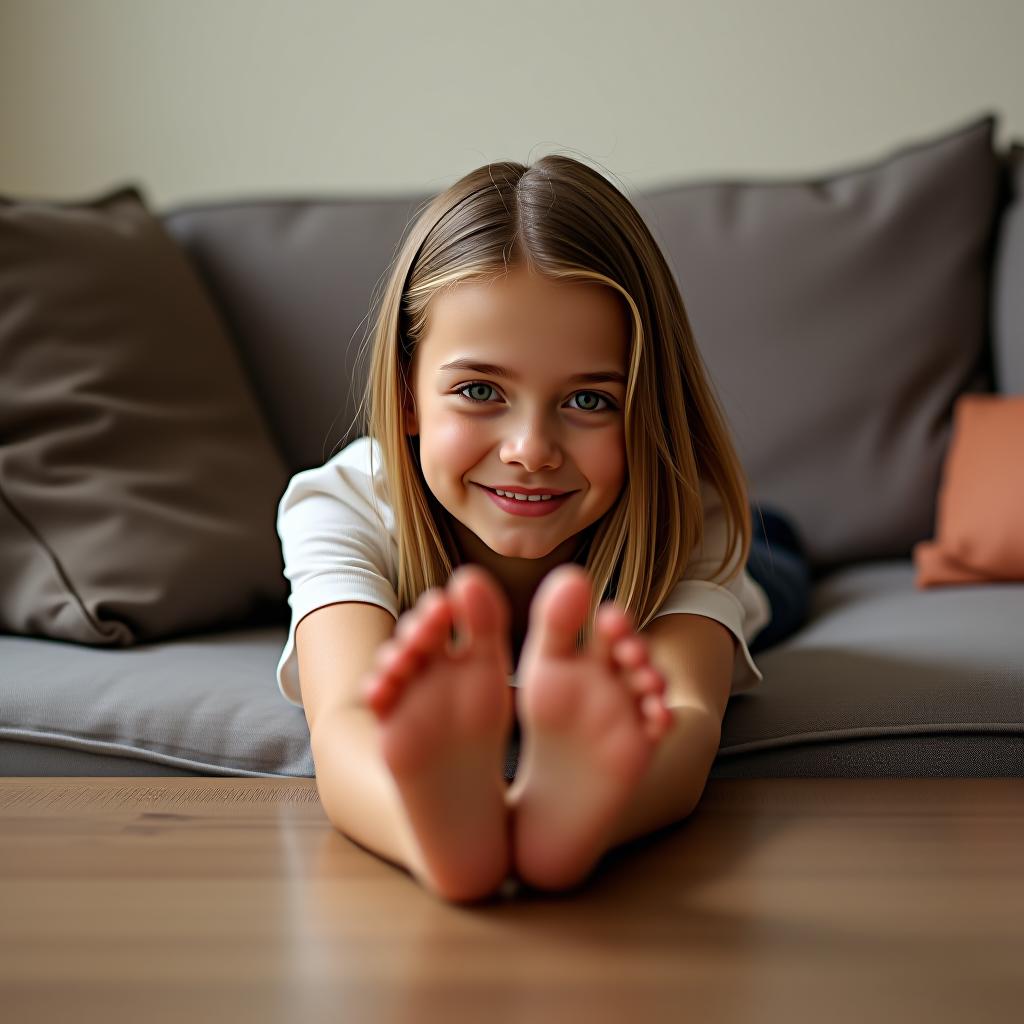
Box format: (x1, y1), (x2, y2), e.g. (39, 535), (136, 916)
(295, 602), (424, 874)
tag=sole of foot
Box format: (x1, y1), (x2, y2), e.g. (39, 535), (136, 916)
(508, 563), (673, 892)
(361, 564), (517, 904)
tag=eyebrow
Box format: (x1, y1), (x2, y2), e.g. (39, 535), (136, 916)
(437, 358), (626, 386)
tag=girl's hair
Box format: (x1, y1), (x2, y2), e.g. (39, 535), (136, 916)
(351, 154), (752, 646)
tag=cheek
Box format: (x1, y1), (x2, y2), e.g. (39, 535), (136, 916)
(578, 429), (626, 490)
(422, 410), (489, 470)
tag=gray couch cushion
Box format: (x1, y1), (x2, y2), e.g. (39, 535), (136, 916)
(0, 626), (313, 778)
(632, 115), (1002, 573)
(162, 192), (432, 474)
(994, 142), (1024, 394)
(710, 563), (1024, 777)
(3, 563), (1021, 778)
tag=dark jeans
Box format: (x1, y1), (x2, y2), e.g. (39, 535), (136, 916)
(745, 502), (812, 655)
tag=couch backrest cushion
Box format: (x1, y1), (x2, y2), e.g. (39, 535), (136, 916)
(0, 185), (291, 646)
(993, 143), (1024, 395)
(631, 114), (1002, 574)
(163, 192), (432, 474)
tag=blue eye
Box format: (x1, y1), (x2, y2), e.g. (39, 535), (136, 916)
(455, 382), (616, 413)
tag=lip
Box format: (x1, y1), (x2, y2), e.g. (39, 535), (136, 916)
(474, 482), (574, 517)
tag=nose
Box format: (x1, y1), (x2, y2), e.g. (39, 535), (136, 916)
(498, 411), (563, 472)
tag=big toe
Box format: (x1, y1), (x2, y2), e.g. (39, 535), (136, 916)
(524, 563), (593, 661)
(449, 564), (512, 663)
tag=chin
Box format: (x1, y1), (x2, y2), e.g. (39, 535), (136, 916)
(491, 538), (563, 560)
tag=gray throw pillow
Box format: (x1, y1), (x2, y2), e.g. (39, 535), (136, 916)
(0, 185), (290, 645)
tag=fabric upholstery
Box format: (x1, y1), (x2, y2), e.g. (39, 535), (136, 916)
(993, 143), (1024, 394)
(632, 114), (1002, 573)
(0, 185), (291, 646)
(162, 118), (1003, 577)
(2, 562), (1021, 779)
(163, 192), (432, 473)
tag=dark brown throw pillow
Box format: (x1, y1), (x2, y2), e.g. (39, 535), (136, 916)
(0, 185), (290, 645)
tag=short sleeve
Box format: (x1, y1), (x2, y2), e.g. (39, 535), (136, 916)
(651, 479), (772, 697)
(274, 437), (399, 708)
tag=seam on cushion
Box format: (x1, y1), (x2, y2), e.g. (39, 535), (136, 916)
(0, 725), (306, 767)
(0, 475), (118, 643)
(0, 730), (306, 778)
(717, 721), (1024, 755)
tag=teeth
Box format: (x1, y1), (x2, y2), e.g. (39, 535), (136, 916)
(495, 489), (555, 502)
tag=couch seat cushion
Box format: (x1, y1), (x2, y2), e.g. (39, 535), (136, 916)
(2, 561), (1021, 778)
(0, 627), (311, 777)
(710, 561), (1024, 777)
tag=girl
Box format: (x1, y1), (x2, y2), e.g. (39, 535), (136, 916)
(275, 155), (810, 905)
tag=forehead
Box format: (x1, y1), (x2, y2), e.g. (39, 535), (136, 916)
(419, 270), (630, 368)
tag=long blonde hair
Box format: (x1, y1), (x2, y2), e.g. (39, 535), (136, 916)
(351, 154), (752, 645)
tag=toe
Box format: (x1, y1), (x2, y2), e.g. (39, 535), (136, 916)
(591, 604), (625, 666)
(395, 591), (433, 646)
(612, 635), (648, 670)
(374, 638), (403, 675)
(369, 633), (424, 696)
(641, 694), (673, 740)
(593, 602), (630, 659)
(590, 604), (636, 678)
(628, 664), (666, 699)
(401, 590), (454, 659)
(522, 563), (592, 662)
(448, 564), (511, 662)
(363, 640), (408, 712)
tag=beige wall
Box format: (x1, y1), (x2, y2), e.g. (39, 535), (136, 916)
(2, 0), (1022, 212)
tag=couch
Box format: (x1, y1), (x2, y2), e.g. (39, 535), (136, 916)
(2, 112), (1022, 780)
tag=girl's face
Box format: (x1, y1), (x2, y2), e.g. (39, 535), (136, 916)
(405, 267), (630, 585)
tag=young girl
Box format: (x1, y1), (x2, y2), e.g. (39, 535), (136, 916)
(275, 155), (810, 905)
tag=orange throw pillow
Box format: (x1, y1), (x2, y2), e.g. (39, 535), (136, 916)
(913, 394), (1024, 587)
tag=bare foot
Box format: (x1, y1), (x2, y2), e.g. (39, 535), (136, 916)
(507, 564), (674, 892)
(361, 564), (516, 904)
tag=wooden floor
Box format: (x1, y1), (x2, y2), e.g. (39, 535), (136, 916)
(1, 776), (1022, 1023)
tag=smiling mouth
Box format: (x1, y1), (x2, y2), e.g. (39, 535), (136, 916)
(475, 483), (576, 499)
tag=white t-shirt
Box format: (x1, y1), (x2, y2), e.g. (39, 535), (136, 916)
(275, 436), (772, 709)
